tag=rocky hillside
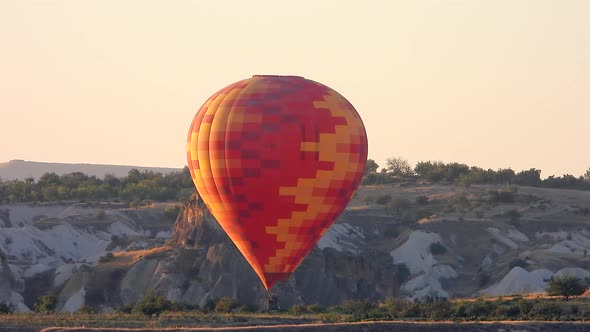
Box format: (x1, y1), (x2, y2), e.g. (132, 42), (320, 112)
(0, 160), (181, 181)
(1, 183), (590, 312)
(0, 201), (175, 311)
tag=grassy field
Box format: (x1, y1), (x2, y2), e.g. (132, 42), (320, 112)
(0, 312), (319, 331)
(4, 296), (590, 331)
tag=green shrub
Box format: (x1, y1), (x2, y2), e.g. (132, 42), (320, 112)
(505, 209), (521, 222)
(388, 197), (411, 214)
(380, 297), (411, 318)
(415, 195), (429, 205)
(214, 297), (238, 313)
(98, 252), (115, 263)
(423, 297), (452, 320)
(289, 304), (308, 315)
(0, 301), (13, 314)
(416, 208), (433, 220)
(478, 273), (491, 287)
(362, 195), (375, 204)
(463, 300), (496, 319)
(517, 299), (534, 317)
(488, 190), (516, 204)
(238, 304), (258, 313)
(132, 289), (171, 316)
(75, 305), (96, 314)
(95, 209), (107, 220)
(429, 242), (447, 255)
(401, 213), (417, 225)
(530, 300), (562, 319)
(383, 225), (399, 238)
(375, 194), (392, 205)
(34, 294), (57, 313)
(509, 258), (527, 268)
(116, 304), (134, 314)
(306, 304), (325, 313)
(494, 304), (521, 319)
(316, 312), (347, 323)
(341, 299), (376, 320)
(448, 194), (469, 213)
(164, 205), (181, 220)
(394, 263), (411, 284)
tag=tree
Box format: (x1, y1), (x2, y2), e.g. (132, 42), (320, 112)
(386, 157), (413, 177)
(495, 168), (515, 184)
(547, 275), (587, 300)
(444, 162), (469, 183)
(364, 159), (379, 175)
(513, 168), (542, 187)
(584, 168), (590, 182)
(414, 161), (446, 182)
(133, 289), (171, 316)
(37, 173), (61, 187)
(34, 294), (57, 313)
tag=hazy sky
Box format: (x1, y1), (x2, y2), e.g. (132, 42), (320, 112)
(1, 1), (589, 177)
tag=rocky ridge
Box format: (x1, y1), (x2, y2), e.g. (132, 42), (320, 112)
(1, 183), (590, 312)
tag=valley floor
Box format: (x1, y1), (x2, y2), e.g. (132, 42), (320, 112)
(2, 296), (590, 332)
(32, 321), (590, 332)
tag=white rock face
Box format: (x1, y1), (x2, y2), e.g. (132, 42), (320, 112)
(481, 255), (493, 269)
(546, 241), (588, 256)
(554, 267), (590, 280)
(402, 264), (458, 300)
(535, 231), (568, 241)
(317, 223), (364, 253)
(54, 264), (77, 288)
(403, 274), (449, 299)
(534, 230), (590, 256)
(481, 267), (553, 296)
(0, 201), (172, 312)
(62, 287), (86, 313)
(109, 221), (141, 237)
(0, 204), (66, 226)
(23, 263), (51, 278)
(391, 231), (457, 299)
(390, 230), (442, 274)
(433, 265), (458, 279)
(486, 227), (518, 249)
(507, 229), (529, 242)
(0, 224), (109, 269)
(156, 230), (172, 239)
(482, 267), (590, 297)
(10, 291), (30, 313)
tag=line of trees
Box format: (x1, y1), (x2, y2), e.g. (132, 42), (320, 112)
(6, 275), (585, 319)
(0, 168), (195, 204)
(363, 157), (590, 190)
(2, 157), (589, 203)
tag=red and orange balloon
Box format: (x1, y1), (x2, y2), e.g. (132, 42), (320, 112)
(187, 75), (367, 289)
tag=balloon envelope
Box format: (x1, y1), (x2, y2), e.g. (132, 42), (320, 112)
(187, 75), (367, 289)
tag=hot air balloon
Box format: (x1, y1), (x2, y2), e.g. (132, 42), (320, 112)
(186, 75), (367, 290)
